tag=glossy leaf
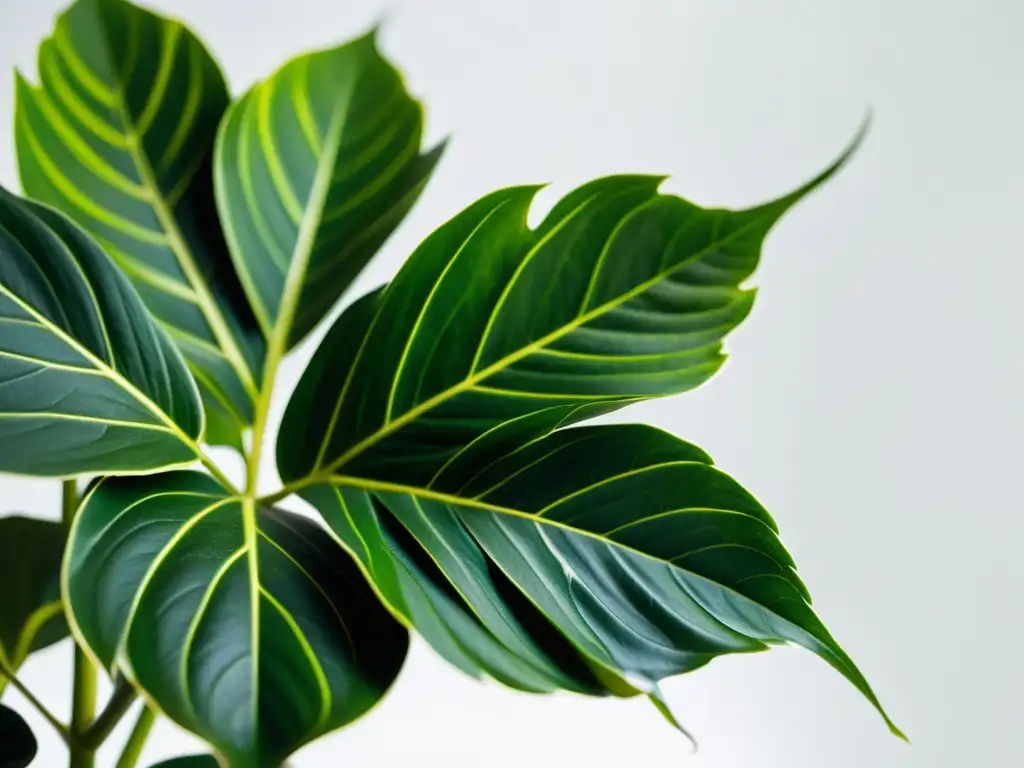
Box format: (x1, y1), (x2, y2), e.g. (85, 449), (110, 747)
(214, 29), (444, 350)
(0, 705), (36, 768)
(146, 758), (218, 768)
(300, 424), (902, 738)
(0, 517), (68, 695)
(15, 0), (265, 451)
(0, 186), (203, 476)
(278, 141), (858, 487)
(64, 472), (407, 767)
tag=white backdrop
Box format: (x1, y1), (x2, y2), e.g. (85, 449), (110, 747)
(0, 0), (1020, 765)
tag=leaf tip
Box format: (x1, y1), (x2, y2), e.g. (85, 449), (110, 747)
(649, 688), (698, 752)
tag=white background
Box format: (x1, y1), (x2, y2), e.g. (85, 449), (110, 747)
(0, 0), (1021, 765)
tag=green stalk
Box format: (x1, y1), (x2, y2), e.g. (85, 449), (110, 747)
(0, 654), (69, 742)
(80, 677), (137, 749)
(63, 480), (96, 768)
(114, 706), (156, 768)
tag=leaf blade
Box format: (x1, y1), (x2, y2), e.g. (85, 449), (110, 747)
(302, 423), (902, 738)
(15, 0), (264, 450)
(64, 471), (408, 766)
(281, 138), (860, 486)
(0, 186), (203, 476)
(214, 29), (443, 351)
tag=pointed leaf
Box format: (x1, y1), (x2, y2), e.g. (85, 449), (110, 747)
(279, 140), (858, 487)
(15, 0), (265, 450)
(0, 705), (36, 768)
(0, 186), (203, 476)
(301, 424), (901, 738)
(64, 472), (408, 767)
(0, 516), (68, 696)
(214, 29), (444, 350)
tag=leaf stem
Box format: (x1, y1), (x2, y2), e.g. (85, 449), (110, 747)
(113, 705), (156, 768)
(80, 677), (137, 749)
(0, 655), (70, 743)
(195, 448), (239, 494)
(64, 480), (97, 768)
(257, 479), (310, 506)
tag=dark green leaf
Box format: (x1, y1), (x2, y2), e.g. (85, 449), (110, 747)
(64, 471), (408, 767)
(0, 516), (68, 696)
(15, 0), (265, 451)
(146, 758), (218, 768)
(0, 705), (36, 768)
(278, 140), (858, 487)
(0, 186), (204, 476)
(300, 423), (902, 739)
(214, 29), (444, 351)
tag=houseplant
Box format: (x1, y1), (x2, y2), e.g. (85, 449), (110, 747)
(0, 0), (903, 765)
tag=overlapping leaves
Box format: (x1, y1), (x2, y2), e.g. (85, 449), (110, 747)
(0, 186), (203, 475)
(278, 153), (902, 738)
(15, 0), (262, 450)
(3, 0), (900, 758)
(64, 472), (408, 767)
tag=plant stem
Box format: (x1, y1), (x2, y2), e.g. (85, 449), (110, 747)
(0, 655), (70, 742)
(64, 480), (97, 768)
(80, 677), (137, 749)
(114, 705), (156, 768)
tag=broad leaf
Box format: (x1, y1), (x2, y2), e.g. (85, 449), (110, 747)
(0, 186), (203, 475)
(0, 517), (68, 696)
(64, 472), (408, 767)
(278, 143), (857, 487)
(214, 30), (444, 350)
(146, 758), (218, 768)
(15, 0), (264, 451)
(0, 705), (36, 768)
(299, 424), (902, 738)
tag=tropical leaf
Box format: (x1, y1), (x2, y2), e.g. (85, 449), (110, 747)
(0, 705), (36, 768)
(276, 140), (859, 488)
(64, 471), (408, 767)
(297, 423), (903, 738)
(0, 186), (203, 476)
(15, 0), (264, 451)
(214, 29), (444, 355)
(0, 517), (68, 697)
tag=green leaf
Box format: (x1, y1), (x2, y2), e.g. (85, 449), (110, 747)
(0, 705), (36, 768)
(146, 758), (218, 768)
(0, 517), (68, 696)
(214, 29), (444, 351)
(0, 186), (204, 476)
(299, 423), (902, 738)
(15, 0), (265, 451)
(64, 471), (408, 767)
(277, 138), (858, 488)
